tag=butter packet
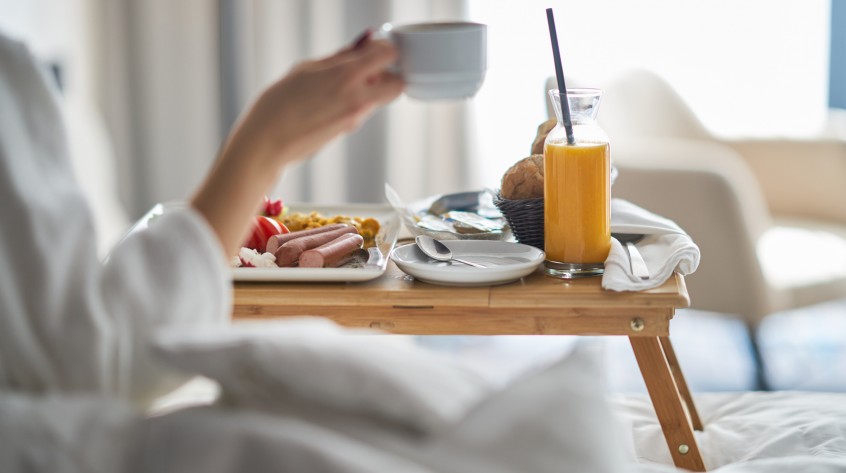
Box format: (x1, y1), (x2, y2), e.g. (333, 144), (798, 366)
(443, 211), (506, 234)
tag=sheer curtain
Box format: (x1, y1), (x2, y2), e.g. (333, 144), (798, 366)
(0, 0), (132, 253)
(92, 0), (223, 218)
(91, 0), (479, 219)
(224, 0), (479, 205)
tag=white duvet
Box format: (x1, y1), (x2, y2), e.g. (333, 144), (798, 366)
(617, 391), (846, 469)
(620, 392), (846, 472)
(141, 325), (846, 473)
(2, 326), (845, 473)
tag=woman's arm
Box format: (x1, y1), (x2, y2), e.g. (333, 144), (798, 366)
(190, 36), (404, 258)
(0, 32), (401, 404)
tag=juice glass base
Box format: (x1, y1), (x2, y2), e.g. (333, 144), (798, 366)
(544, 260), (604, 279)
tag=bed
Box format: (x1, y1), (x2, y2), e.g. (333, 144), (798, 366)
(616, 392), (846, 471)
(2, 318), (844, 473)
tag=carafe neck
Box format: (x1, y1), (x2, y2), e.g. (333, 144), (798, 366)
(549, 88), (603, 126)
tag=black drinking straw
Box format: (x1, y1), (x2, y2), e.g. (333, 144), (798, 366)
(546, 8), (575, 145)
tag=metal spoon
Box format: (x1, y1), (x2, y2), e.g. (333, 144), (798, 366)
(612, 233), (650, 280)
(415, 235), (486, 268)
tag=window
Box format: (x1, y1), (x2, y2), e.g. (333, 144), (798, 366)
(468, 0), (830, 187)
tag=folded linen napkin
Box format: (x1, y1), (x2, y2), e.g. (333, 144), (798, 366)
(602, 199), (700, 291)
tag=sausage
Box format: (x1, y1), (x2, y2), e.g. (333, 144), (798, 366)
(265, 223), (349, 254)
(274, 226), (359, 267)
(299, 233), (364, 268)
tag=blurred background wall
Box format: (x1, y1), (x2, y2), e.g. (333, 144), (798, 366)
(0, 0), (837, 244)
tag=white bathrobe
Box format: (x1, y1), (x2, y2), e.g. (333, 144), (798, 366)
(0, 33), (230, 470)
(0, 33), (230, 403)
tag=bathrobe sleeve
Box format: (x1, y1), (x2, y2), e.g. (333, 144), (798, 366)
(0, 35), (231, 406)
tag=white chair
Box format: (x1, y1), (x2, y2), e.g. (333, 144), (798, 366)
(546, 71), (846, 388)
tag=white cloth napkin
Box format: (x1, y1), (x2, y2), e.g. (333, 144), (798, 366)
(602, 199), (700, 291)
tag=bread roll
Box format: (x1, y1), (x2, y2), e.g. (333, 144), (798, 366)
(530, 118), (557, 155)
(500, 154), (544, 200)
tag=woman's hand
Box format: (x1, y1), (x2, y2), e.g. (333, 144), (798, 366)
(191, 34), (404, 258)
(229, 37), (404, 168)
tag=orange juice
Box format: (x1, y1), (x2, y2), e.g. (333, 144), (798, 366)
(543, 142), (611, 266)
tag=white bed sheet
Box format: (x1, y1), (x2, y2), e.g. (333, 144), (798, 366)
(614, 391), (846, 472)
(5, 390), (844, 473)
(5, 352), (846, 473)
(149, 386), (846, 473)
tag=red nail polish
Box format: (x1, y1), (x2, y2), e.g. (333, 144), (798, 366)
(352, 28), (373, 50)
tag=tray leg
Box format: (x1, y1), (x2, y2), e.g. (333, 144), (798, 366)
(630, 336), (706, 471)
(659, 336), (704, 431)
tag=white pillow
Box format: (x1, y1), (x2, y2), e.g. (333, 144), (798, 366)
(253, 342), (631, 473)
(152, 318), (492, 434)
(406, 343), (629, 473)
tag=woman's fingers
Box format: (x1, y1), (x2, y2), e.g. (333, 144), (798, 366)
(343, 40), (398, 80)
(319, 39), (403, 123)
(366, 71), (405, 104)
(350, 29), (373, 50)
(315, 29), (373, 66)
(341, 72), (404, 131)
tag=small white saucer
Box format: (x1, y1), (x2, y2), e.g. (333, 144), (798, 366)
(390, 240), (544, 286)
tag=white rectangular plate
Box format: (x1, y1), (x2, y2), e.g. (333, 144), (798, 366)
(232, 203), (399, 282)
(125, 202), (400, 283)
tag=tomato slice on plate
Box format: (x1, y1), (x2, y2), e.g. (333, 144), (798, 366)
(244, 215), (289, 252)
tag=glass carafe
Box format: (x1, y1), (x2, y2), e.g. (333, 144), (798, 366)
(543, 88), (611, 278)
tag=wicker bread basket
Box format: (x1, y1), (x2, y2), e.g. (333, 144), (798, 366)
(493, 193), (544, 250)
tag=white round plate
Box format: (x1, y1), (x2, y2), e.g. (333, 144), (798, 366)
(390, 240), (544, 286)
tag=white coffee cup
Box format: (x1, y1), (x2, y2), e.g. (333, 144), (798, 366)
(378, 22), (487, 101)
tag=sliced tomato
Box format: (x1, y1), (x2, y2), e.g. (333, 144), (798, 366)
(243, 215), (289, 252)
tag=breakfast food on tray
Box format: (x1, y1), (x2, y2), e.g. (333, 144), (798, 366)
(282, 211), (380, 248)
(399, 189), (507, 239)
(492, 119), (556, 250)
(241, 196), (290, 252)
(273, 225), (360, 267)
(299, 233), (364, 268)
(500, 154), (544, 200)
(443, 211), (505, 234)
(530, 118), (556, 155)
(243, 215), (289, 251)
(234, 247), (277, 268)
(232, 195), (378, 269)
(499, 118), (560, 201)
(261, 195), (286, 219)
(265, 223), (349, 254)
(415, 208), (506, 237)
